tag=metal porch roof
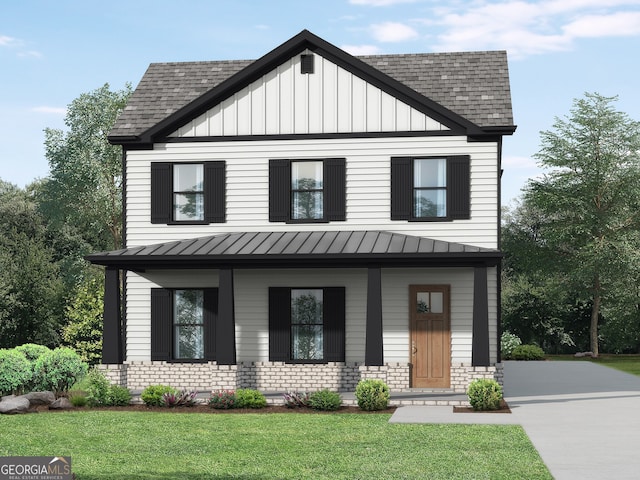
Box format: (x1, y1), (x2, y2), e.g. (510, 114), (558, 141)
(86, 231), (501, 270)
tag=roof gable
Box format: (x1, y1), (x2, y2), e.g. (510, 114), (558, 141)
(109, 30), (515, 145)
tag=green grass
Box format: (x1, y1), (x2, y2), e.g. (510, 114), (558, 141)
(547, 354), (640, 376)
(0, 411), (551, 479)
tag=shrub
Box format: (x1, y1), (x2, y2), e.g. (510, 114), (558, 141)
(501, 331), (522, 359)
(309, 389), (342, 411)
(235, 389), (267, 408)
(282, 391), (310, 408)
(510, 344), (545, 361)
(33, 347), (88, 395)
(467, 378), (503, 411)
(209, 390), (236, 409)
(141, 385), (177, 407)
(14, 344), (51, 393)
(0, 349), (32, 395)
(107, 385), (132, 406)
(355, 379), (390, 411)
(84, 368), (111, 407)
(162, 389), (197, 407)
(69, 393), (88, 407)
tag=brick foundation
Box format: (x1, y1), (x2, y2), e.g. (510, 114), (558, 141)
(98, 361), (502, 394)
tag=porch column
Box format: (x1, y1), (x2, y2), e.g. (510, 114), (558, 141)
(216, 268), (236, 365)
(102, 267), (123, 364)
(365, 267), (384, 366)
(472, 265), (490, 366)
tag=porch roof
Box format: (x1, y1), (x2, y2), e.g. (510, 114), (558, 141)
(86, 231), (501, 270)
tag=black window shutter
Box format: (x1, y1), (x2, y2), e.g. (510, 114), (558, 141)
(448, 155), (471, 220)
(391, 157), (412, 220)
(269, 287), (291, 361)
(151, 163), (172, 224)
(151, 288), (172, 361)
(323, 287), (346, 362)
(269, 160), (290, 222)
(204, 161), (226, 223)
(324, 158), (346, 221)
(203, 288), (218, 361)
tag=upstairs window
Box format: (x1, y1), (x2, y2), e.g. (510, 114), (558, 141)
(151, 161), (225, 224)
(269, 158), (346, 223)
(391, 155), (470, 221)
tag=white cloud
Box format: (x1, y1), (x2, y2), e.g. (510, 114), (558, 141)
(350, 0), (418, 5)
(32, 106), (67, 115)
(371, 22), (419, 42)
(341, 44), (382, 55)
(0, 35), (19, 47)
(563, 11), (640, 37)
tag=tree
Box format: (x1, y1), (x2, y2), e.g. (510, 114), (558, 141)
(524, 93), (640, 356)
(0, 180), (65, 347)
(39, 83), (132, 253)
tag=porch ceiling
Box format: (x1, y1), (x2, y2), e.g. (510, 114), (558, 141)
(86, 231), (501, 270)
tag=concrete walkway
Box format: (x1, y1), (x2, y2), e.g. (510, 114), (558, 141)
(390, 361), (640, 479)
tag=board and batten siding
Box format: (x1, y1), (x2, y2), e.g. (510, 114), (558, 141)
(168, 50), (449, 138)
(125, 267), (496, 364)
(125, 136), (499, 248)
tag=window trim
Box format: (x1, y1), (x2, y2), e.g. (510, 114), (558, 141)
(411, 157), (448, 221)
(173, 289), (205, 361)
(290, 288), (324, 362)
(172, 164), (205, 223)
(290, 160), (325, 222)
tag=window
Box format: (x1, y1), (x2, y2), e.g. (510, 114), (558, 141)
(391, 155), (470, 221)
(291, 289), (323, 360)
(151, 162), (225, 224)
(269, 287), (345, 363)
(173, 164), (204, 222)
(269, 158), (346, 223)
(151, 288), (217, 362)
(174, 290), (204, 360)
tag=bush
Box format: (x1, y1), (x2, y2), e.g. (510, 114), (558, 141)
(107, 385), (132, 406)
(501, 331), (522, 359)
(282, 391), (310, 408)
(15, 343), (51, 362)
(309, 389), (342, 411)
(355, 379), (390, 411)
(209, 390), (236, 409)
(69, 393), (88, 407)
(0, 349), (32, 395)
(84, 368), (111, 407)
(467, 378), (503, 411)
(141, 385), (177, 407)
(33, 347), (88, 395)
(162, 389), (197, 407)
(510, 344), (545, 361)
(235, 389), (267, 408)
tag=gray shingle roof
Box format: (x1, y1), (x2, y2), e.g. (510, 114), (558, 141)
(86, 231), (501, 269)
(110, 50), (514, 139)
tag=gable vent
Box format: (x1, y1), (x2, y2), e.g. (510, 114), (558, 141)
(300, 54), (314, 74)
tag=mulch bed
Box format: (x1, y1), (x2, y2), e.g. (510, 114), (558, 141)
(32, 404), (397, 414)
(453, 399), (511, 414)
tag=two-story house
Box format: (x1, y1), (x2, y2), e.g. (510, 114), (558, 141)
(87, 30), (515, 394)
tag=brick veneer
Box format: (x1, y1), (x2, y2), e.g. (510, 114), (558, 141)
(99, 361), (502, 393)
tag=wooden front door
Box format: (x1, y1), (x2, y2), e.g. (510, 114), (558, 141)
(410, 285), (451, 388)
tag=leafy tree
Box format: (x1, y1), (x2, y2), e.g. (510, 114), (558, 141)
(524, 93), (640, 356)
(39, 83), (131, 253)
(62, 272), (104, 365)
(0, 180), (65, 347)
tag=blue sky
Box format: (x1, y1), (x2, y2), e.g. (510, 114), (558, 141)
(2, 0), (640, 204)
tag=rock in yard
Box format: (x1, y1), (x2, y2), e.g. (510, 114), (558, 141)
(24, 391), (56, 406)
(0, 396), (30, 414)
(49, 397), (72, 410)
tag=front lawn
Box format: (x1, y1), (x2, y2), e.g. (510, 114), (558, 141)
(0, 411), (551, 479)
(547, 354), (640, 376)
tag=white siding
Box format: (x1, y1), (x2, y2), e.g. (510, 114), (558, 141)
(169, 51), (449, 137)
(125, 267), (496, 364)
(125, 136), (499, 248)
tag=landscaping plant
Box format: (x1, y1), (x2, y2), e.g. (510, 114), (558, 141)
(0, 348), (32, 395)
(14, 344), (51, 392)
(141, 385), (177, 407)
(107, 385), (132, 406)
(282, 391), (310, 408)
(309, 389), (342, 411)
(467, 378), (503, 411)
(84, 368), (111, 406)
(355, 379), (390, 411)
(511, 344), (545, 361)
(162, 389), (197, 407)
(33, 347), (88, 395)
(208, 390), (236, 409)
(234, 389), (267, 408)
(501, 331), (522, 359)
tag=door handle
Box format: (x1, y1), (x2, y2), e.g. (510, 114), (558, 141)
(412, 343), (417, 355)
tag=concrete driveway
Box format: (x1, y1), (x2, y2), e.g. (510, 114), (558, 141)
(503, 360), (640, 480)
